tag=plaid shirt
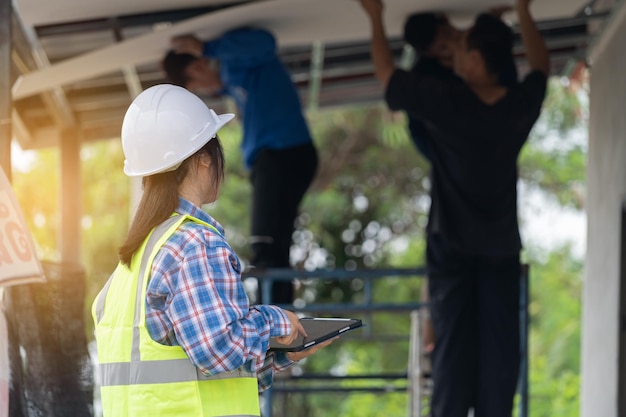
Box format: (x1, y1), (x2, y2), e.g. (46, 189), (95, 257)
(145, 198), (293, 392)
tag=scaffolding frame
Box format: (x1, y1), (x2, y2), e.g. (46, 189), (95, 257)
(242, 266), (529, 417)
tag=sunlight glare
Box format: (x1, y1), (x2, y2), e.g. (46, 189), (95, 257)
(11, 142), (36, 173)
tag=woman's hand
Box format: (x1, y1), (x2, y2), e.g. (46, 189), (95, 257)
(286, 338), (337, 362)
(273, 310), (307, 346)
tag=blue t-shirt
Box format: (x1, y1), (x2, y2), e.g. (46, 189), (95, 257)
(203, 28), (313, 169)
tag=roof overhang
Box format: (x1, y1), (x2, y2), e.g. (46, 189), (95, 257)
(7, 0), (613, 150)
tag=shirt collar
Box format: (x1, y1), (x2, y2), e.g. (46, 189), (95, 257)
(176, 197), (225, 236)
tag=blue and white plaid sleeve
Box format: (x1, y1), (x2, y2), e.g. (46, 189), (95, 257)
(256, 351), (295, 392)
(146, 224), (293, 381)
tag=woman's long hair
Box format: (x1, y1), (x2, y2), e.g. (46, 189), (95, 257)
(118, 136), (225, 266)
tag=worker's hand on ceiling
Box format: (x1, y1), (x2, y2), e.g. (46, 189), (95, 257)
(358, 0), (384, 19)
(171, 34), (204, 57)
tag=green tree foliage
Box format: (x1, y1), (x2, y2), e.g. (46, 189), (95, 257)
(11, 148), (60, 261)
(519, 78), (587, 209)
(525, 246), (583, 417)
(80, 140), (130, 302)
(298, 106), (431, 269)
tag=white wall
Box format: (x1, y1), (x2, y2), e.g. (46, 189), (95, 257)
(582, 3), (626, 415)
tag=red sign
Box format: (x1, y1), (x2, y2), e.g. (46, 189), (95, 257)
(0, 168), (45, 286)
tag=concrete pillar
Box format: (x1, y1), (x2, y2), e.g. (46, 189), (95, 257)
(0, 0), (12, 177)
(582, 2), (626, 416)
(60, 129), (81, 262)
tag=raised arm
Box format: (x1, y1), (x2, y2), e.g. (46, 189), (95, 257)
(359, 0), (395, 87)
(516, 0), (550, 75)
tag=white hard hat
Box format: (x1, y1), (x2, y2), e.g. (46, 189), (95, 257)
(121, 84), (234, 177)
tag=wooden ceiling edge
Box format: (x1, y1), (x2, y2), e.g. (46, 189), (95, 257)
(13, 124), (60, 150)
(11, 109), (35, 150)
(12, 123), (127, 151)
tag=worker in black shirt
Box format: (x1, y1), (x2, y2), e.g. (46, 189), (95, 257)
(403, 9), (520, 356)
(359, 0), (549, 416)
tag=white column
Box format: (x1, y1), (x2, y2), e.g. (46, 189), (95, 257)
(583, 2), (626, 416)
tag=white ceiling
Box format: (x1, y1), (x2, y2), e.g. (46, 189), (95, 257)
(11, 0), (590, 100)
(15, 0), (589, 28)
(14, 0), (246, 27)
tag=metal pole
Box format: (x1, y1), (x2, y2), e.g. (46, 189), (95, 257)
(407, 310), (422, 417)
(307, 41), (324, 113)
(518, 265), (530, 417)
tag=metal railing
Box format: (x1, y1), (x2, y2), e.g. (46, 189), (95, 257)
(242, 266), (530, 417)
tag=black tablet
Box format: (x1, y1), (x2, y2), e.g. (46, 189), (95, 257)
(269, 317), (363, 352)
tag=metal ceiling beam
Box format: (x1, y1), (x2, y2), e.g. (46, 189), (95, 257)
(12, 11), (76, 128)
(110, 17), (144, 99)
(529, 10), (610, 30)
(588, 0), (626, 64)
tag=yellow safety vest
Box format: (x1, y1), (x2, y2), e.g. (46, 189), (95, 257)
(92, 215), (260, 417)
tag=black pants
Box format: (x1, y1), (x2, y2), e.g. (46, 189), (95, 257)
(427, 233), (520, 417)
(250, 143), (318, 304)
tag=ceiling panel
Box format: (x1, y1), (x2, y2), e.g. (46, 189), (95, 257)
(15, 0), (589, 28)
(15, 0), (251, 27)
(12, 0), (591, 100)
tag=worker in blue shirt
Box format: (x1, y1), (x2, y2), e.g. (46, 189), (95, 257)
(162, 28), (318, 305)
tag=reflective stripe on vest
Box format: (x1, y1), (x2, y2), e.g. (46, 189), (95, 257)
(92, 215), (260, 417)
(99, 360), (254, 386)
